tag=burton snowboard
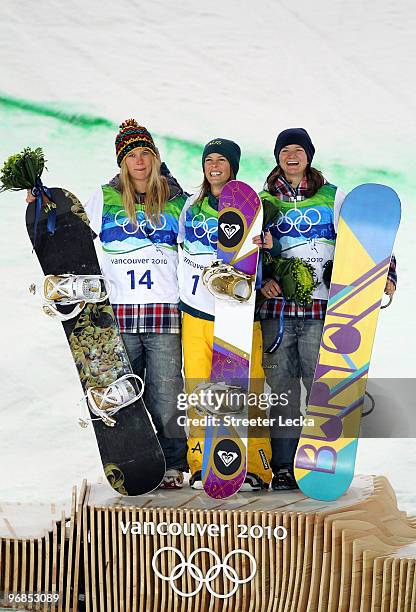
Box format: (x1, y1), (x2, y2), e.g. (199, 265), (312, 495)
(201, 180), (263, 498)
(294, 184), (401, 500)
(26, 188), (166, 495)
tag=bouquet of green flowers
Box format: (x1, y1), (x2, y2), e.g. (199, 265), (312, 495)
(269, 256), (319, 305)
(0, 147), (46, 192)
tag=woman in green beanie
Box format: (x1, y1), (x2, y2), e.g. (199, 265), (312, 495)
(178, 137), (279, 491)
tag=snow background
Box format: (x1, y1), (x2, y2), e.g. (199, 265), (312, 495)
(0, 0), (415, 511)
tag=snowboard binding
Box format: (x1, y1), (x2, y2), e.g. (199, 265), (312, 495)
(192, 381), (247, 416)
(39, 274), (111, 321)
(202, 260), (253, 302)
(81, 374), (145, 427)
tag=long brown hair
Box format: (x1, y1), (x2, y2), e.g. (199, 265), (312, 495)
(195, 170), (236, 205)
(119, 150), (169, 225)
(265, 165), (325, 198)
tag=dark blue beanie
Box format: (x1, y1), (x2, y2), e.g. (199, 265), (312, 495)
(202, 138), (241, 177)
(274, 128), (315, 165)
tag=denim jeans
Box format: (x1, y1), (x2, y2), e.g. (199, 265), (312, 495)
(122, 332), (188, 471)
(261, 318), (324, 472)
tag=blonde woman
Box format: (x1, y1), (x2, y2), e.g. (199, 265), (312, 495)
(84, 120), (188, 488)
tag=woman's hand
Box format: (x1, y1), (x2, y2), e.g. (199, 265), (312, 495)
(260, 279), (281, 299)
(384, 279), (396, 296)
(253, 230), (273, 249)
(26, 189), (35, 204)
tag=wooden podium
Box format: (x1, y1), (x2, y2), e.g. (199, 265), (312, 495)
(1, 476), (415, 611)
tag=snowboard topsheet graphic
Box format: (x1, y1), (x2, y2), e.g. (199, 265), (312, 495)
(202, 180), (263, 498)
(294, 184), (401, 501)
(26, 188), (166, 495)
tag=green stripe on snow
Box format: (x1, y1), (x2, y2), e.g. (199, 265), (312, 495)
(0, 93), (412, 195)
(0, 93), (113, 128)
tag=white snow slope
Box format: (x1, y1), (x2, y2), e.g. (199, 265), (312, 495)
(0, 0), (415, 510)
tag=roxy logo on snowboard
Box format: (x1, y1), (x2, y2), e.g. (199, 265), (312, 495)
(218, 450), (238, 467)
(214, 440), (242, 475)
(218, 210), (245, 249)
(220, 223), (240, 240)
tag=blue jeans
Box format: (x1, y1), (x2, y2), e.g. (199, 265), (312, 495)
(261, 318), (324, 472)
(122, 332), (188, 471)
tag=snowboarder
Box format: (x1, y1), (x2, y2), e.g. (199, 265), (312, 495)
(258, 128), (397, 490)
(82, 120), (189, 488)
(178, 138), (279, 491)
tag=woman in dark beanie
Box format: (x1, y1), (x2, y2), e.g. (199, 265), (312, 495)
(258, 128), (397, 490)
(178, 138), (279, 491)
(84, 119), (188, 488)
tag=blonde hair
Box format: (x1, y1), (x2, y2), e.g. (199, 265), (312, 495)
(119, 149), (170, 225)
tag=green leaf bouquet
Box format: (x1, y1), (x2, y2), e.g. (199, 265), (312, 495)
(0, 147), (46, 192)
(269, 256), (319, 305)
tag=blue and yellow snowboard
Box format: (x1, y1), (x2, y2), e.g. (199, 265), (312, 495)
(294, 184), (401, 501)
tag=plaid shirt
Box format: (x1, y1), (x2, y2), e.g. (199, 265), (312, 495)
(258, 175), (397, 321)
(273, 175), (309, 201)
(112, 303), (181, 334)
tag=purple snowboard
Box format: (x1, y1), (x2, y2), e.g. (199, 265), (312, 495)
(202, 180), (263, 498)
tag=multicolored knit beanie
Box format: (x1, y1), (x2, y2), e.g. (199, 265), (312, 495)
(115, 119), (157, 167)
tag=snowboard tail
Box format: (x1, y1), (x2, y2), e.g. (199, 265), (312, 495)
(294, 184), (401, 501)
(26, 188), (165, 495)
(202, 337), (250, 498)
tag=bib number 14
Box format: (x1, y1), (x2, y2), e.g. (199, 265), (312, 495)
(127, 269), (154, 290)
